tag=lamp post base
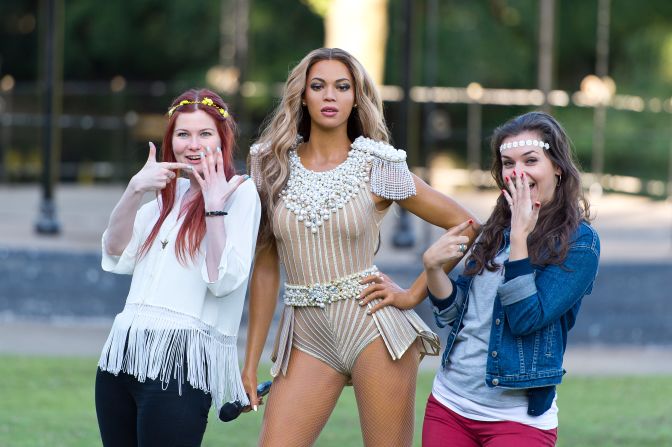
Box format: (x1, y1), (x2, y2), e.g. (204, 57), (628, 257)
(392, 207), (415, 248)
(35, 198), (61, 235)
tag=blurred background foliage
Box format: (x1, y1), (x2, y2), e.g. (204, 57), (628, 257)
(1, 0), (671, 187)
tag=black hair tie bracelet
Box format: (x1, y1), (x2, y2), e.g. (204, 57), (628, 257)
(205, 211), (228, 217)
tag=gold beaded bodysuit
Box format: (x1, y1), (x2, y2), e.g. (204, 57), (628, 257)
(250, 136), (440, 378)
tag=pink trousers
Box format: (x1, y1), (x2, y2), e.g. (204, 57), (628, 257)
(422, 393), (557, 447)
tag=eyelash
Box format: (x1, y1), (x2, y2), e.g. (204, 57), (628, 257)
(176, 131), (213, 138)
(309, 83), (351, 91)
(503, 159), (538, 167)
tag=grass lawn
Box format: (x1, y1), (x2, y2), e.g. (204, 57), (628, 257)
(1, 356), (670, 447)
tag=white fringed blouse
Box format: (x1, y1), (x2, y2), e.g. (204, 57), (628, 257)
(98, 178), (261, 410)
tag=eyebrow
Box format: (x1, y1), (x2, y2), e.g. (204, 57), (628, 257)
(310, 77), (351, 83)
(501, 149), (539, 160)
(175, 127), (216, 132)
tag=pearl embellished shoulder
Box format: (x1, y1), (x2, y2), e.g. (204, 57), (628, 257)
(249, 142), (269, 156)
(351, 136), (407, 163)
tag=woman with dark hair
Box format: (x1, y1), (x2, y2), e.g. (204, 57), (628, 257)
(419, 111), (600, 446)
(95, 89), (260, 446)
(243, 48), (480, 446)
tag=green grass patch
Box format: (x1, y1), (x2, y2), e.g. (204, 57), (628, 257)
(0, 356), (670, 446)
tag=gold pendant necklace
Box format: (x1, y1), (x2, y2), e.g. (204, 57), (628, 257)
(158, 184), (191, 250)
(158, 219), (181, 250)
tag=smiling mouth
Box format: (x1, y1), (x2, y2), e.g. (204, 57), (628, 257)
(185, 155), (201, 161)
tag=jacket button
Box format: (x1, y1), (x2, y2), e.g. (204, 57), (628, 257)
(491, 351), (498, 358)
(492, 378), (499, 386)
(495, 318), (501, 325)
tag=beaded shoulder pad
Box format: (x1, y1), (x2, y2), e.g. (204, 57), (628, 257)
(248, 142), (269, 189)
(351, 136), (416, 201)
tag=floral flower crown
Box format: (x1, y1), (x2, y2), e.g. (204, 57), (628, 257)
(167, 97), (229, 118)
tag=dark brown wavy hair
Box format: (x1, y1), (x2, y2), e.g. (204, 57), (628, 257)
(464, 111), (591, 275)
(138, 88), (237, 264)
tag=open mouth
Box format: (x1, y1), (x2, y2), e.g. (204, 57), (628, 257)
(321, 106), (338, 116)
(185, 155), (201, 161)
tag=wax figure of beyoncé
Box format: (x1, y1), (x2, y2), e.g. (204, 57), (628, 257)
(243, 48), (479, 446)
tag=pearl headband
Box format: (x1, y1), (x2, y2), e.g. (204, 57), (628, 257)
(499, 139), (549, 153)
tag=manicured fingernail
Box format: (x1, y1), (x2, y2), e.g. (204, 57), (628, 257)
(200, 151), (204, 158)
(535, 202), (541, 208)
(521, 172), (525, 178)
(505, 177), (509, 182)
(512, 170), (516, 176)
(468, 219), (473, 225)
(183, 166), (193, 170)
(253, 405), (258, 412)
(206, 146), (211, 152)
(217, 146), (222, 152)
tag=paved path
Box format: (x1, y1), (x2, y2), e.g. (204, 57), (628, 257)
(1, 184), (670, 263)
(1, 183), (671, 374)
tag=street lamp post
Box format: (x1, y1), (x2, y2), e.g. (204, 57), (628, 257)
(591, 0), (611, 183)
(35, 0), (62, 234)
(392, 0), (415, 248)
(537, 0), (555, 113)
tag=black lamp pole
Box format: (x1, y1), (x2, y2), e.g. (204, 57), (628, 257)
(35, 0), (61, 234)
(392, 0), (415, 248)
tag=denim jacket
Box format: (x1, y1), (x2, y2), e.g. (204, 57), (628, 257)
(429, 221), (600, 416)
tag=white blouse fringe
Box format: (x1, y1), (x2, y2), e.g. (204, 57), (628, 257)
(98, 304), (248, 409)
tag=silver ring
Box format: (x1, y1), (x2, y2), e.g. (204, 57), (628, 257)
(457, 243), (467, 253)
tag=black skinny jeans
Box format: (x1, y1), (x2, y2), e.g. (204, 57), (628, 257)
(95, 368), (212, 447)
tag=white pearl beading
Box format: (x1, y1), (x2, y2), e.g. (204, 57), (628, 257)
(353, 137), (416, 201)
(281, 141), (372, 235)
(351, 136), (407, 163)
(283, 266), (380, 307)
(280, 136), (415, 235)
(499, 139), (550, 152)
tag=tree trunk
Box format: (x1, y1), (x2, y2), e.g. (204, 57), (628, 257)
(324, 0), (389, 85)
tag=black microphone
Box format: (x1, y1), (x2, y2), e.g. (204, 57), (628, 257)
(218, 381), (272, 422)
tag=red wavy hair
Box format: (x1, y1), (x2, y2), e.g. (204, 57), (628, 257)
(138, 88), (237, 264)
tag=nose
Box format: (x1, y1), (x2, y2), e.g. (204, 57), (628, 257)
(324, 85), (336, 101)
(187, 136), (201, 150)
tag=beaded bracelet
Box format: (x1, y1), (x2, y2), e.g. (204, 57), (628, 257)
(205, 210), (228, 217)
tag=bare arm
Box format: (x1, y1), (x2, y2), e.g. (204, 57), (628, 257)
(241, 242), (280, 411)
(105, 142), (189, 255)
(360, 174), (481, 312)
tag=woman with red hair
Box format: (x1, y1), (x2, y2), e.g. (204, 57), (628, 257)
(95, 89), (260, 446)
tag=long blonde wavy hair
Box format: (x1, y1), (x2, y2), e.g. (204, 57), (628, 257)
(251, 48), (390, 250)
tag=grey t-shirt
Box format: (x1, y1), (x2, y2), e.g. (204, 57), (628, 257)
(437, 249), (529, 408)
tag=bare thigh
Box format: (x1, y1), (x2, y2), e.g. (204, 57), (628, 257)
(351, 338), (421, 447)
(258, 348), (349, 447)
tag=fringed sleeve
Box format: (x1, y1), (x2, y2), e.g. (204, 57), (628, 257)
(248, 142), (268, 191)
(353, 136), (417, 201)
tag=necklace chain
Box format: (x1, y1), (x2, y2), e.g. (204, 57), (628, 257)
(157, 187), (190, 249)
